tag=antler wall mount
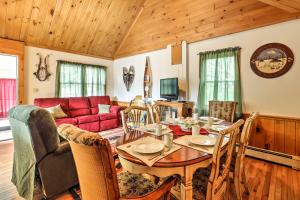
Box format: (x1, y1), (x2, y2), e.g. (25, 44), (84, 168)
(33, 53), (51, 81)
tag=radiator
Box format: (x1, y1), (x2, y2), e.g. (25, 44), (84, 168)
(245, 146), (300, 170)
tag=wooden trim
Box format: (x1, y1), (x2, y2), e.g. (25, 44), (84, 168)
(114, 3), (145, 58)
(25, 43), (114, 60)
(258, 0), (300, 13)
(0, 38), (25, 104)
(171, 44), (182, 65)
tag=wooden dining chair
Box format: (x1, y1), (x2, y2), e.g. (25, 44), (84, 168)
(152, 103), (173, 123)
(233, 112), (259, 200)
(192, 119), (244, 200)
(208, 101), (238, 123)
(121, 106), (151, 134)
(58, 124), (177, 200)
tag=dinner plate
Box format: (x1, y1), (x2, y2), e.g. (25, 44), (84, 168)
(189, 136), (216, 146)
(143, 124), (168, 132)
(199, 116), (220, 122)
(210, 125), (228, 132)
(132, 143), (165, 154)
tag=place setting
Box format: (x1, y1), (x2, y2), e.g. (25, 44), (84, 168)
(133, 123), (173, 136)
(117, 134), (181, 167)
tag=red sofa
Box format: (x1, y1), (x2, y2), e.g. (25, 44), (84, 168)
(34, 96), (124, 132)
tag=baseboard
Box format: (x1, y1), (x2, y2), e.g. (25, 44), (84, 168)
(245, 146), (300, 170)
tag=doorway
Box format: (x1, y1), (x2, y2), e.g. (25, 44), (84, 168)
(0, 54), (17, 141)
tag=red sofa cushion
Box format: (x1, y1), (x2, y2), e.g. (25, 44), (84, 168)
(55, 118), (78, 126)
(79, 121), (100, 132)
(100, 119), (118, 131)
(76, 115), (99, 124)
(68, 97), (91, 117)
(34, 98), (69, 116)
(99, 113), (117, 121)
(89, 96), (111, 115)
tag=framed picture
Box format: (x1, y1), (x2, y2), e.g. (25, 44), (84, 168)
(250, 43), (294, 78)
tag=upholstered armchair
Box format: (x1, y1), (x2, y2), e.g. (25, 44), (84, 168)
(9, 105), (78, 199)
(208, 100), (238, 122)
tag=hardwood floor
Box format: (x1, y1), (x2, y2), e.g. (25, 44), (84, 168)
(1, 140), (299, 200)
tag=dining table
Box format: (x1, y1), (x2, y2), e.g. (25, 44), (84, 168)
(115, 121), (231, 200)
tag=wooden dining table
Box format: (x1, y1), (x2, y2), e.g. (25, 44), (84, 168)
(116, 122), (231, 200)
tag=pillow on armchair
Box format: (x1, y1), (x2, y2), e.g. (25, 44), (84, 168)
(98, 104), (111, 114)
(45, 104), (67, 118)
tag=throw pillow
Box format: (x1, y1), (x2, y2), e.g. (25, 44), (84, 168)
(98, 104), (111, 114)
(45, 104), (68, 119)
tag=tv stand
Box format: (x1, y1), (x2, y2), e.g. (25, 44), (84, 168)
(154, 100), (194, 117)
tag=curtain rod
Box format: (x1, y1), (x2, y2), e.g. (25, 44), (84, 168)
(197, 46), (241, 55)
(56, 60), (107, 68)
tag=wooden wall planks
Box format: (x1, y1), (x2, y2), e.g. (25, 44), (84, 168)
(246, 114), (300, 156)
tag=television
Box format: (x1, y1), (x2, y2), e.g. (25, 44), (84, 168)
(160, 78), (179, 101)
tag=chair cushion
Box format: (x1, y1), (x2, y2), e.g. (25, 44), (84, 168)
(76, 115), (99, 124)
(69, 97), (91, 117)
(99, 113), (117, 121)
(55, 118), (78, 126)
(192, 166), (211, 200)
(118, 171), (158, 198)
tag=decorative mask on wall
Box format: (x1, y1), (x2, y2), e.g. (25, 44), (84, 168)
(123, 65), (135, 91)
(33, 53), (51, 81)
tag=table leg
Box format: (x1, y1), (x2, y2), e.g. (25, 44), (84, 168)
(180, 166), (194, 200)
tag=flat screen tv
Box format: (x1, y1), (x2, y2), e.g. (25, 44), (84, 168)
(160, 78), (179, 101)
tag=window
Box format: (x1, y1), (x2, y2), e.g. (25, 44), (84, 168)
(197, 47), (242, 117)
(55, 61), (106, 97)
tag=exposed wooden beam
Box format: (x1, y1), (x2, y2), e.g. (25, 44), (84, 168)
(114, 1), (145, 58)
(258, 0), (300, 13)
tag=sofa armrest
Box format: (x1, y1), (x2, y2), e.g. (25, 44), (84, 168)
(110, 105), (125, 114)
(54, 141), (71, 155)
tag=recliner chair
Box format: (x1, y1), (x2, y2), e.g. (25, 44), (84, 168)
(9, 105), (78, 199)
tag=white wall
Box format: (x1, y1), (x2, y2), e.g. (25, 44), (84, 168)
(25, 46), (113, 104)
(114, 19), (300, 118)
(113, 46), (183, 102)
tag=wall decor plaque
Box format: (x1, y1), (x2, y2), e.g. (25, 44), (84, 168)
(250, 43), (294, 78)
(123, 65), (135, 91)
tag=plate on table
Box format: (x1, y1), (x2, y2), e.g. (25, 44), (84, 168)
(210, 125), (228, 132)
(199, 116), (223, 124)
(132, 143), (165, 154)
(143, 124), (168, 132)
(189, 136), (216, 146)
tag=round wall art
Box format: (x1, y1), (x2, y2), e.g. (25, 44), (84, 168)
(250, 43), (294, 78)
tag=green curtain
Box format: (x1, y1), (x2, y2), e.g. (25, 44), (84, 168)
(55, 61), (106, 97)
(196, 47), (242, 117)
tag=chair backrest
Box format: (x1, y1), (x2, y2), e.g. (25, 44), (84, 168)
(152, 104), (173, 123)
(58, 124), (120, 200)
(121, 106), (151, 134)
(206, 119), (244, 200)
(9, 105), (60, 163)
(208, 101), (238, 122)
(235, 112), (259, 177)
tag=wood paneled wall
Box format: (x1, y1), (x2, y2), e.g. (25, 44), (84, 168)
(0, 38), (25, 104)
(245, 114), (300, 156)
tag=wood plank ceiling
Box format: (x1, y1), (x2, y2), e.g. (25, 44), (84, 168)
(115, 0), (300, 58)
(0, 0), (299, 59)
(0, 0), (145, 59)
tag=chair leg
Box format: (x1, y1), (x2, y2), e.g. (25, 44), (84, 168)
(241, 169), (250, 195)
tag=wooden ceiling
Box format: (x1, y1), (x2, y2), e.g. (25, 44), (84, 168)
(115, 0), (300, 58)
(0, 0), (299, 59)
(0, 0), (145, 59)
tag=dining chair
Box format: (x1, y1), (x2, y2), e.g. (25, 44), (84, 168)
(121, 106), (151, 134)
(233, 112), (259, 200)
(58, 124), (177, 200)
(192, 119), (244, 200)
(129, 95), (145, 107)
(208, 101), (238, 123)
(152, 103), (173, 123)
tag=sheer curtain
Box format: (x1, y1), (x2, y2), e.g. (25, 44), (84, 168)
(196, 47), (242, 117)
(55, 61), (106, 97)
(0, 78), (16, 118)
